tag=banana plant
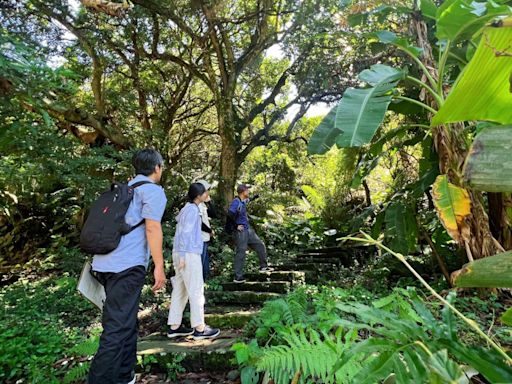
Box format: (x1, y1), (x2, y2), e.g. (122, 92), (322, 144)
(308, 0), (512, 261)
(308, 1), (512, 154)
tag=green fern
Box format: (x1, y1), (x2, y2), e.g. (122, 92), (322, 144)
(252, 292), (309, 341)
(61, 336), (99, 383)
(69, 336), (99, 356)
(63, 362), (90, 384)
(256, 328), (360, 384)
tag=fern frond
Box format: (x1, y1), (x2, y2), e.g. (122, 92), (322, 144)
(256, 329), (355, 384)
(63, 362), (90, 384)
(69, 336), (99, 356)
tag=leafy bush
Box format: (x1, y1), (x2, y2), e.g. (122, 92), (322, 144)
(0, 276), (99, 382)
(234, 287), (512, 383)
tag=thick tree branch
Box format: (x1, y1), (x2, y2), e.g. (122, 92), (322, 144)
(201, 3), (230, 91)
(148, 51), (214, 92)
(42, 102), (131, 148)
(235, 0), (273, 74)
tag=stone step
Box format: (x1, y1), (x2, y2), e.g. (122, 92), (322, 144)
(206, 290), (281, 305)
(302, 246), (349, 254)
(244, 270), (306, 283)
(296, 252), (351, 259)
(295, 256), (346, 265)
(275, 263), (319, 271)
(137, 330), (240, 372)
(204, 307), (259, 329)
(221, 281), (290, 293)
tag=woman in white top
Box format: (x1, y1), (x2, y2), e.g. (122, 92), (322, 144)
(167, 182), (220, 340)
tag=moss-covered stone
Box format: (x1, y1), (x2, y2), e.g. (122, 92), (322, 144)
(206, 290), (281, 305)
(221, 281), (290, 293)
(244, 270), (306, 283)
(137, 331), (240, 372)
(205, 309), (258, 328)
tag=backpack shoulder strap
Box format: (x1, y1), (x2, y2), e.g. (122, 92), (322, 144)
(129, 180), (153, 189)
(126, 181), (157, 233)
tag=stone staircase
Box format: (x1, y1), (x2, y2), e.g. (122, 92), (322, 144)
(136, 247), (356, 377)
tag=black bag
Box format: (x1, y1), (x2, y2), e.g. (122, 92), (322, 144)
(80, 181), (151, 255)
(224, 197), (242, 234)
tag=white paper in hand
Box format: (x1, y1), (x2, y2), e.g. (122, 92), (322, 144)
(77, 261), (106, 310)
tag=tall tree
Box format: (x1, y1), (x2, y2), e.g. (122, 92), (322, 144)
(129, 0), (359, 203)
(5, 0), (366, 202)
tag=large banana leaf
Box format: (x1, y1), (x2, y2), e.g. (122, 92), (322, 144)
(420, 0), (437, 20)
(432, 26), (512, 126)
(335, 65), (405, 148)
(375, 31), (422, 58)
(463, 125), (512, 192)
(307, 64), (404, 153)
(307, 107), (340, 155)
(451, 250), (512, 287)
(436, 0), (511, 42)
(431, 175), (471, 243)
(501, 307), (512, 326)
(384, 202), (418, 255)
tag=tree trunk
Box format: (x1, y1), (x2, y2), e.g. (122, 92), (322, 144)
(411, 10), (497, 259)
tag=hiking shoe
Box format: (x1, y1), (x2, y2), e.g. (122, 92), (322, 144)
(122, 376), (135, 384)
(167, 324), (194, 338)
(193, 325), (220, 340)
(233, 278), (246, 283)
(259, 267), (275, 273)
(118, 372), (135, 384)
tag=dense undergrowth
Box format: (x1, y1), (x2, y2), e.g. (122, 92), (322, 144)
(1, 233), (511, 383)
(234, 286), (512, 384)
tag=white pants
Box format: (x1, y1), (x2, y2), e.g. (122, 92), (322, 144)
(167, 252), (205, 328)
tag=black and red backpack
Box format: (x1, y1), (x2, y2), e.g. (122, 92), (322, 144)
(80, 181), (150, 255)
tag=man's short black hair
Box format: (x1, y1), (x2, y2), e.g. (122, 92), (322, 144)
(132, 148), (163, 176)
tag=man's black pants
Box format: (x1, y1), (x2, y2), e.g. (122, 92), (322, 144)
(88, 265), (146, 384)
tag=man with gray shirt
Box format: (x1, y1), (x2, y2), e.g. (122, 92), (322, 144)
(88, 149), (167, 384)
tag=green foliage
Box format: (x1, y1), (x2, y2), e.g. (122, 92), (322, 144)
(62, 363), (90, 384)
(137, 354), (186, 381)
(433, 26), (512, 126)
(236, 286), (512, 384)
(256, 328), (359, 384)
(0, 276), (99, 382)
(306, 108), (340, 155)
(62, 335), (101, 384)
(308, 64), (405, 154)
(384, 202), (418, 255)
(463, 125), (512, 192)
(435, 0), (511, 42)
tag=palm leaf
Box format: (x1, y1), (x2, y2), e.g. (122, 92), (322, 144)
(308, 64), (405, 154)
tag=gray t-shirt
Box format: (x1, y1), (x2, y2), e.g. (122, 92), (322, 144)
(92, 175), (167, 273)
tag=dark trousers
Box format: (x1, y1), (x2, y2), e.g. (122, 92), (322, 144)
(201, 242), (210, 281)
(88, 266), (146, 384)
(234, 226), (267, 280)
